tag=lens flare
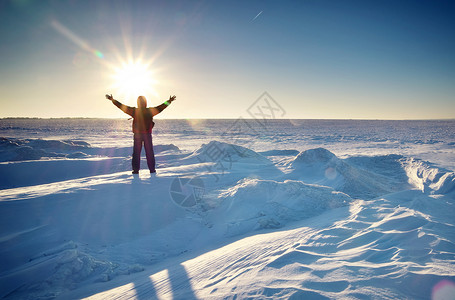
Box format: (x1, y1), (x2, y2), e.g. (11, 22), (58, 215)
(94, 50), (104, 59)
(51, 20), (104, 60)
(432, 280), (455, 300)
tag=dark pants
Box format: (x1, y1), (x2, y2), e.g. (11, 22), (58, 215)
(132, 133), (156, 172)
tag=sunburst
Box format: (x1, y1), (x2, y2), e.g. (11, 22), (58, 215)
(110, 60), (158, 101)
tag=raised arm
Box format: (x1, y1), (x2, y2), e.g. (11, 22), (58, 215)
(150, 95), (176, 116)
(105, 94), (134, 117)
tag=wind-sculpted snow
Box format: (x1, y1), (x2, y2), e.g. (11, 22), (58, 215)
(287, 148), (409, 199)
(0, 137), (454, 299)
(0, 137), (87, 161)
(286, 148), (455, 198)
(2, 241), (128, 300)
(185, 140), (271, 164)
(0, 138), (181, 189)
(402, 157), (455, 194)
(0, 137), (180, 162)
(69, 190), (455, 300)
(210, 178), (351, 236)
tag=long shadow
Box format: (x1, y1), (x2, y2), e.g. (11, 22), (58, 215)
(131, 278), (158, 300)
(132, 262), (198, 299)
(81, 261), (199, 299)
(167, 263), (198, 300)
(67, 174), (356, 299)
(69, 204), (351, 300)
(80, 176), (199, 299)
(5, 164), (355, 300)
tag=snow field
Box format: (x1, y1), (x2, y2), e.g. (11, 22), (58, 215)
(0, 139), (454, 299)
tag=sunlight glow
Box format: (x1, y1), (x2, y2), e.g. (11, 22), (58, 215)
(111, 60), (158, 101)
(51, 17), (168, 108)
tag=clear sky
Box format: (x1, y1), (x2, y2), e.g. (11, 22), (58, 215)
(0, 0), (454, 119)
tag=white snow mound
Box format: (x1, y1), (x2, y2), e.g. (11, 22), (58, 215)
(210, 178), (351, 236)
(289, 148), (408, 198)
(403, 157), (455, 194)
(186, 140), (271, 164)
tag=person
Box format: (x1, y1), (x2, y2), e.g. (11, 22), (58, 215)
(105, 94), (176, 174)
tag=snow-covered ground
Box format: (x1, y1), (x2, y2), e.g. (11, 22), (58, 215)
(0, 119), (454, 299)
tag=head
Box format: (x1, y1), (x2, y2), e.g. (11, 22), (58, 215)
(137, 96), (147, 108)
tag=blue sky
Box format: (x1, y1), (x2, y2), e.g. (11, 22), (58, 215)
(0, 0), (454, 119)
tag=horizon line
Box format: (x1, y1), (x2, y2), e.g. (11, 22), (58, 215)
(1, 117), (455, 121)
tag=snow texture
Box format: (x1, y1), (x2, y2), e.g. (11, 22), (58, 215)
(0, 119), (454, 299)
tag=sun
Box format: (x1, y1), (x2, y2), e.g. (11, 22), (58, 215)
(111, 60), (158, 101)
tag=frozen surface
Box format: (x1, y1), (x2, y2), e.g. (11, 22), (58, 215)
(0, 118), (454, 299)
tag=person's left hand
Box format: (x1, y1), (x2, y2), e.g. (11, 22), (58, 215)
(168, 95), (176, 102)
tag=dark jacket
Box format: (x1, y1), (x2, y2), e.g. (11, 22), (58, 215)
(112, 100), (169, 133)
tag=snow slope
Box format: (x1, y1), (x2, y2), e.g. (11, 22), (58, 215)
(68, 191), (455, 299)
(0, 139), (454, 299)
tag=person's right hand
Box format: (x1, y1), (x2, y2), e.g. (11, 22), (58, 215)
(105, 94), (114, 101)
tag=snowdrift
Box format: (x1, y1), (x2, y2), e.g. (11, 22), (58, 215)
(0, 172), (195, 298)
(0, 137), (88, 161)
(287, 148), (408, 199)
(177, 140), (281, 185)
(402, 157), (455, 194)
(184, 140), (272, 165)
(0, 137), (179, 162)
(287, 148), (455, 198)
(0, 140), (454, 299)
(0, 137), (180, 189)
(210, 178), (351, 236)
(64, 190), (455, 300)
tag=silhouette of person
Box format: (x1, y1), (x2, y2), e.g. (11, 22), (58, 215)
(106, 94), (176, 174)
